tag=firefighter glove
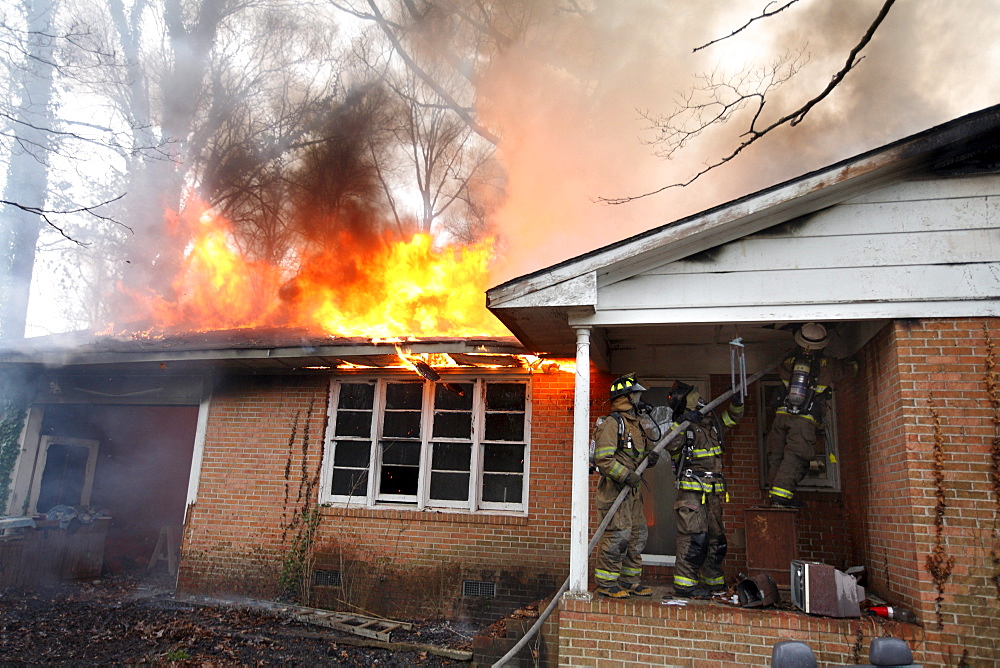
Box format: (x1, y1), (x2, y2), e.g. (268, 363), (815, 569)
(624, 471), (642, 488)
(646, 449), (660, 467)
(680, 410), (702, 423)
(731, 393), (743, 408)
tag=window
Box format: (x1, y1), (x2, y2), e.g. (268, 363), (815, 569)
(322, 377), (530, 512)
(28, 436), (100, 514)
(757, 377), (841, 492)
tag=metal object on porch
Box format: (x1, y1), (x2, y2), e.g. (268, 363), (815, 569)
(745, 507), (798, 588)
(790, 560), (864, 618)
(736, 572), (780, 607)
(147, 526), (180, 576)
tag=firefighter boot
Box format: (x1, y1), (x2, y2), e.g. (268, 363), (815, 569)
(672, 586), (712, 599)
(622, 582), (653, 597)
(595, 584), (630, 599)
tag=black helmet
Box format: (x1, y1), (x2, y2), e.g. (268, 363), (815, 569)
(609, 373), (646, 400)
(665, 381), (695, 414)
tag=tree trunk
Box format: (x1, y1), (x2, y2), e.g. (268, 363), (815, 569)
(0, 0), (58, 340)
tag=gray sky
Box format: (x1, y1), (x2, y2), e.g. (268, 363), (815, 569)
(481, 0), (1000, 282)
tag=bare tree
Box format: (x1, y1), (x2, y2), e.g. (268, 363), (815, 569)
(0, 0), (145, 338)
(602, 0), (898, 204)
(328, 0), (589, 146)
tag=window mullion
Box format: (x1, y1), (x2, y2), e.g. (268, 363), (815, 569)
(368, 379), (386, 507)
(470, 380), (484, 512)
(416, 380), (433, 510)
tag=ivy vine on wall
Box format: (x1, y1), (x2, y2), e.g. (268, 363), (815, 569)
(983, 324), (1000, 599)
(0, 395), (28, 511)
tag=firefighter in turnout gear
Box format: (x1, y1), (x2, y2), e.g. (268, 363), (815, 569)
(665, 381), (744, 598)
(592, 373), (660, 598)
(766, 323), (858, 508)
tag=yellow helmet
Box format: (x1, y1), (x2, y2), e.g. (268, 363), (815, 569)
(609, 373), (646, 400)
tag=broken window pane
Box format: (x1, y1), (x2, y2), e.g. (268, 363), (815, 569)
(485, 413), (525, 441)
(482, 473), (523, 503)
(485, 383), (525, 411)
(380, 464), (418, 496)
(483, 444), (525, 473)
(430, 471), (470, 501)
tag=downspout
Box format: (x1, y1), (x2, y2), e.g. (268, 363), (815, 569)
(569, 327), (592, 595)
(493, 358), (781, 667)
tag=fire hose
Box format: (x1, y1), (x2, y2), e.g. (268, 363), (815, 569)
(492, 359), (780, 667)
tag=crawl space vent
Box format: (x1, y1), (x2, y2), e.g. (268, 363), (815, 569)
(462, 580), (496, 598)
(313, 570), (342, 587)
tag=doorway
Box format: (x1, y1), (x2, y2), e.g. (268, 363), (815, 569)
(34, 404), (199, 575)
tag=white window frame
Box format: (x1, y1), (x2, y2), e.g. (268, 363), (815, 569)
(320, 375), (531, 514)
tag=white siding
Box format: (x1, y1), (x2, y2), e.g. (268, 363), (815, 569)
(595, 174), (1000, 320)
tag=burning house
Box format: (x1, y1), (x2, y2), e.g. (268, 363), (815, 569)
(1, 105), (999, 666)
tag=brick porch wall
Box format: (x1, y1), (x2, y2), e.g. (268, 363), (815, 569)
(558, 596), (924, 667)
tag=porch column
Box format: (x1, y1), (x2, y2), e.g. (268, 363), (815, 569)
(569, 326), (591, 596)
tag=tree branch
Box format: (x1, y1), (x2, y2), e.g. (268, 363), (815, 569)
(1, 194), (130, 244)
(601, 0), (897, 204)
(363, 0), (500, 145)
(694, 0), (804, 53)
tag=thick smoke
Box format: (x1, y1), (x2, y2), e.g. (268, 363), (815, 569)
(479, 0), (1000, 283)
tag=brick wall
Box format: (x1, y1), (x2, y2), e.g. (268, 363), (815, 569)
(871, 318), (999, 665)
(179, 367), (577, 624)
(178, 374), (330, 599)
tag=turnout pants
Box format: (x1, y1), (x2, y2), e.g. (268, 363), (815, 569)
(766, 412), (816, 501)
(673, 491), (726, 590)
(594, 485), (648, 588)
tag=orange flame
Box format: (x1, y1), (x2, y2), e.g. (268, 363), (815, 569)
(129, 203), (509, 339)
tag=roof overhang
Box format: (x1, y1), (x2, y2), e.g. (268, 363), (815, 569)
(0, 328), (531, 375)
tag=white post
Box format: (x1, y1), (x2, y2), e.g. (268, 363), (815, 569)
(568, 327), (592, 596)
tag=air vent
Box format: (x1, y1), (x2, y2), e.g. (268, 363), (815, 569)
(313, 570), (342, 587)
(462, 580), (496, 598)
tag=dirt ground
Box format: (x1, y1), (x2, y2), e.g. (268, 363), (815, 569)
(0, 574), (480, 666)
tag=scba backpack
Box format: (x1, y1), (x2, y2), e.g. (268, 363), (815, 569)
(588, 405), (672, 474)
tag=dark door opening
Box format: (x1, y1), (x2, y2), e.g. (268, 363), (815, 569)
(37, 404), (198, 576)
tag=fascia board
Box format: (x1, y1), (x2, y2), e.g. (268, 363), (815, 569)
(488, 272), (597, 310)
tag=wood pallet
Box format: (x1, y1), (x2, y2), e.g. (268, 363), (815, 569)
(288, 608), (413, 642)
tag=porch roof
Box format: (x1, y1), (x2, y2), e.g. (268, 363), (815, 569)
(486, 104), (1000, 358)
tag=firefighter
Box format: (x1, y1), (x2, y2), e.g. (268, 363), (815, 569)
(592, 373), (660, 598)
(766, 322), (858, 508)
(665, 380), (744, 598)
